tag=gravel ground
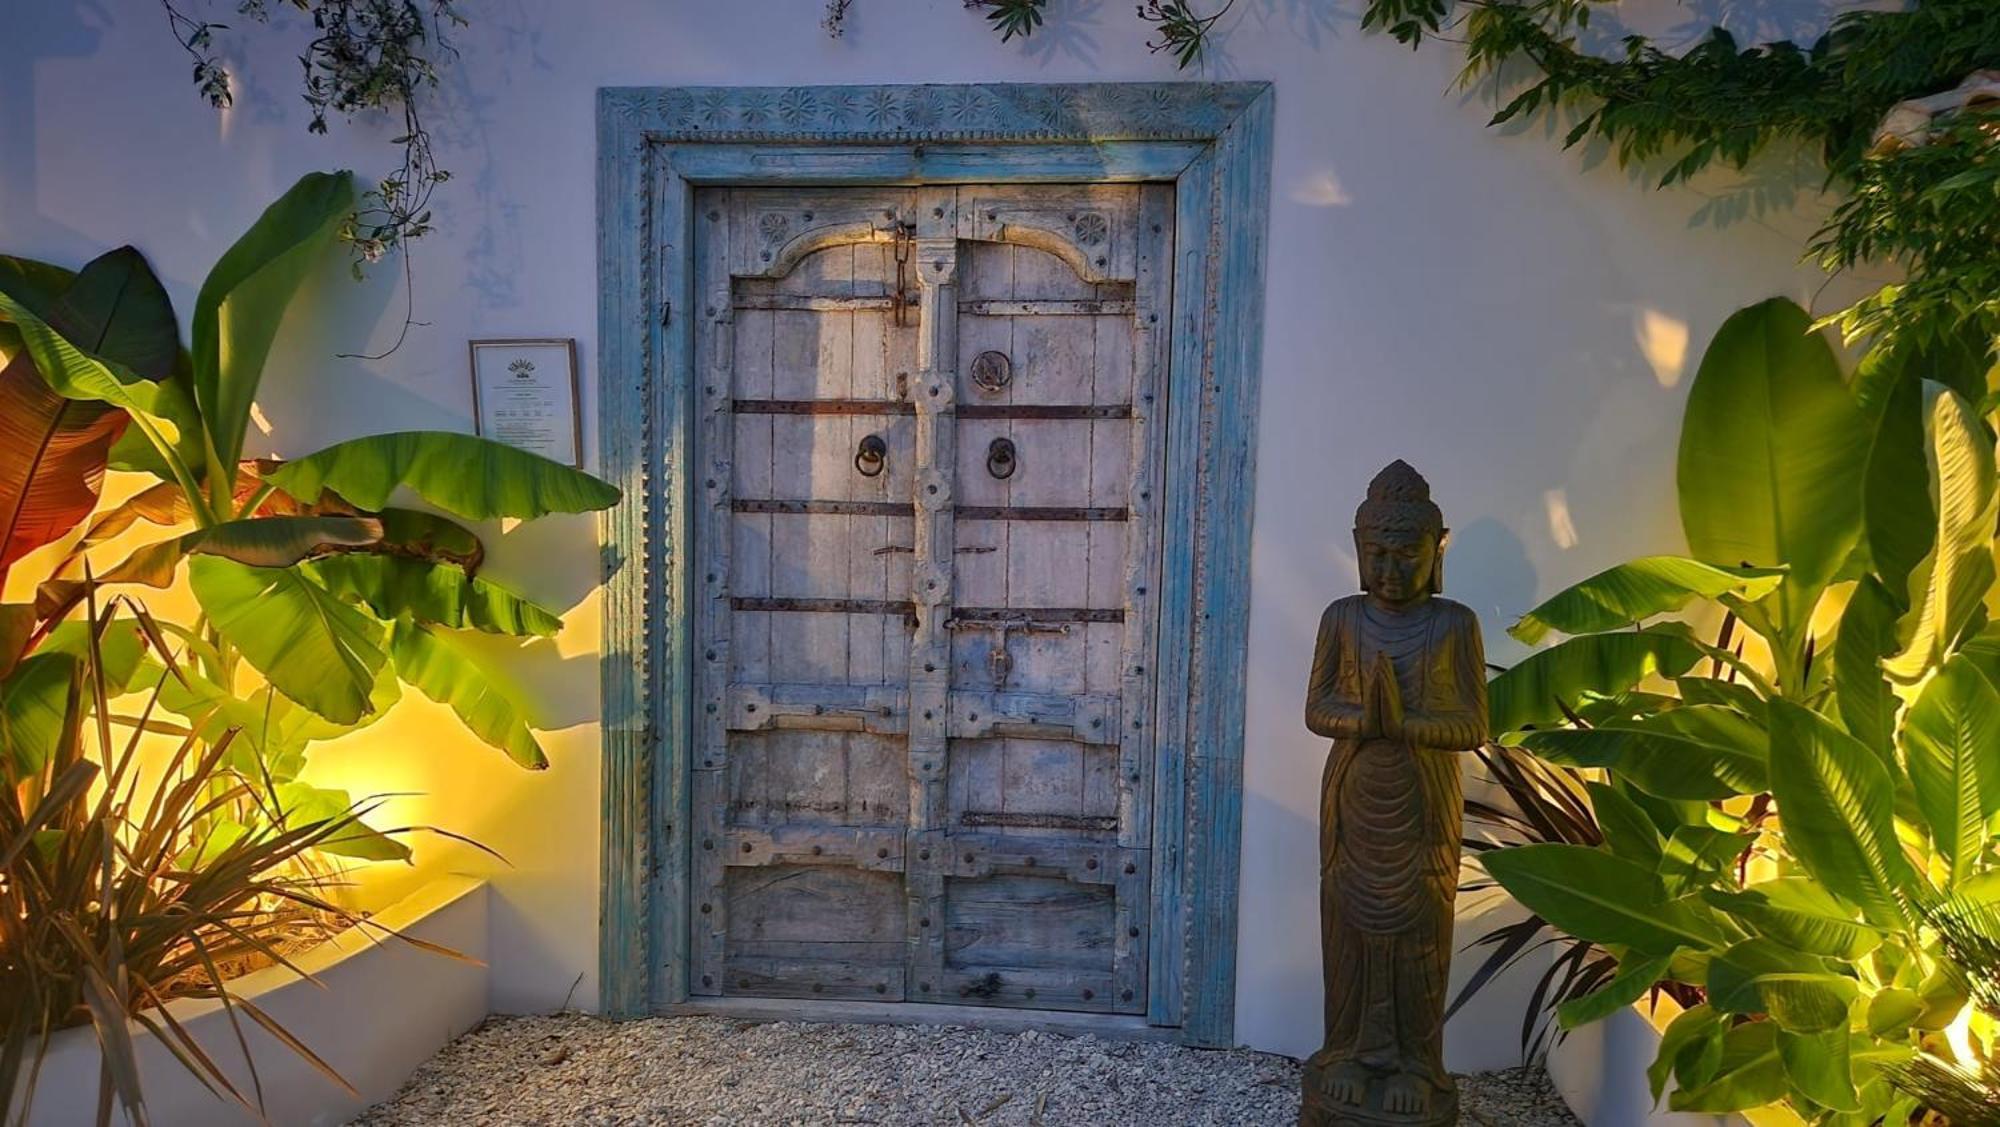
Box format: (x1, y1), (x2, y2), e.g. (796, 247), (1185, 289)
(351, 1014), (1581, 1126)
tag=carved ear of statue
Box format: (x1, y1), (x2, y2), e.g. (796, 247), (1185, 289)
(1351, 529), (1368, 593)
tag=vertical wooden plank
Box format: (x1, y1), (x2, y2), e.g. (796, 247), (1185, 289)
(1181, 88), (1274, 1048)
(689, 188), (735, 997)
(904, 188), (960, 1002)
(1150, 149), (1212, 1032)
(597, 101), (654, 1017)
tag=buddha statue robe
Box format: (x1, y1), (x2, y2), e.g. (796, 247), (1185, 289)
(1301, 593), (1486, 1125)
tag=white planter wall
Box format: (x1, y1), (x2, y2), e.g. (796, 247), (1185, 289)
(4, 0), (1864, 1063)
(17, 877), (489, 1127)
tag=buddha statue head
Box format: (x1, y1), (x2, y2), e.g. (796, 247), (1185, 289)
(1353, 459), (1448, 608)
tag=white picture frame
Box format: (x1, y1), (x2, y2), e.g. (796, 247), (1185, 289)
(469, 337), (582, 467)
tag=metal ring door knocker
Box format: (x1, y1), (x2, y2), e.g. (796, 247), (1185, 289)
(971, 350), (1012, 394)
(855, 433), (887, 477)
(986, 436), (1017, 480)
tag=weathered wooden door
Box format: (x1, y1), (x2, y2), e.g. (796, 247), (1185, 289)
(690, 183), (1172, 1015)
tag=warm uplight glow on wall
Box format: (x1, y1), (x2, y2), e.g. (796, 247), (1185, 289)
(1633, 309), (1690, 388)
(1946, 1004), (1978, 1066)
(1542, 489), (1579, 550)
(1289, 169), (1353, 208)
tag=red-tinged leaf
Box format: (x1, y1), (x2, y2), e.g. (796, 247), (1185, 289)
(0, 344), (127, 569)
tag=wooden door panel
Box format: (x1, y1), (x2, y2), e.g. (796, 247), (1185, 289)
(724, 865), (906, 1001)
(727, 730), (907, 828)
(695, 184), (1167, 1018)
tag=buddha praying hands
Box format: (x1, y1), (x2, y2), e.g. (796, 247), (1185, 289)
(1299, 461), (1486, 1127)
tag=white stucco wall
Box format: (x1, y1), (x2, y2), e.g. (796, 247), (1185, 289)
(4, 0), (1866, 1064)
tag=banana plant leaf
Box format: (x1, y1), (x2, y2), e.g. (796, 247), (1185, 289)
(1705, 937), (1857, 1032)
(0, 603), (31, 678)
(1767, 700), (1920, 929)
(1833, 576), (1902, 755)
(1861, 374), (1934, 600)
(1508, 557), (1784, 644)
(1556, 951), (1674, 1029)
(34, 516), (382, 623)
(189, 557), (387, 725)
(0, 246), (180, 572)
(1651, 1004), (1728, 1103)
(1488, 624), (1706, 735)
(193, 171), (355, 473)
(1479, 843), (1723, 955)
(1676, 297), (1865, 644)
(1778, 1027), (1858, 1112)
(1702, 878), (1883, 960)
(0, 290), (166, 419)
(0, 652), (80, 775)
(268, 782), (409, 863)
(387, 619), (547, 768)
(1513, 704), (1767, 800)
(309, 554), (563, 637)
(264, 431), (621, 520)
(1669, 1020), (1789, 1113)
(1901, 654), (2000, 886)
(1885, 389), (1997, 682)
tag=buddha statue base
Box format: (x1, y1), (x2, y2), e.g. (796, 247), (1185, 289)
(1299, 1060), (1458, 1127)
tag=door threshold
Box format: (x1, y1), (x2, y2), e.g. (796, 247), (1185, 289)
(659, 996), (1183, 1042)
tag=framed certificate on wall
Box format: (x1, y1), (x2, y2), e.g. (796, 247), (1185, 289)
(469, 337), (582, 467)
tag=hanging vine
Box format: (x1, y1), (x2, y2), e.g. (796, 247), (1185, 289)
(160, 0), (466, 355)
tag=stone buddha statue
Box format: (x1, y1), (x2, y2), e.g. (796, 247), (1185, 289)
(1299, 460), (1487, 1127)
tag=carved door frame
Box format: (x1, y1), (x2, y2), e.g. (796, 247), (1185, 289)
(596, 82), (1274, 1047)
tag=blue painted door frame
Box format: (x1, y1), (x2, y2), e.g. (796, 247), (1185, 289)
(596, 82), (1273, 1047)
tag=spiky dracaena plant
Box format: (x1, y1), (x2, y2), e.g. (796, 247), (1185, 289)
(0, 588), (446, 1126)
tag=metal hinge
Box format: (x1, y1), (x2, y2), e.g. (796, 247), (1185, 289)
(661, 302), (671, 326)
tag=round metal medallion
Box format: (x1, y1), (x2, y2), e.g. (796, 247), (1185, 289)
(970, 349), (1013, 394)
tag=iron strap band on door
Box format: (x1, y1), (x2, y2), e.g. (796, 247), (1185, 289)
(728, 596), (1124, 624)
(731, 399), (1131, 420)
(732, 499), (1130, 521)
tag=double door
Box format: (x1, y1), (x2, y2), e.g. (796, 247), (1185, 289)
(690, 183), (1172, 1014)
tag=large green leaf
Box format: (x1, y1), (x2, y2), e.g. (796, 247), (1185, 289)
(188, 557), (386, 724)
(1833, 576), (1901, 754)
(1861, 375), (1934, 599)
(1779, 1027), (1858, 1112)
(1587, 780), (1664, 866)
(1557, 952), (1673, 1029)
(1650, 1004), (1728, 1103)
(264, 431), (620, 520)
(33, 517), (381, 624)
(1669, 1020), (1789, 1113)
(1901, 654), (2000, 886)
(0, 254), (78, 314)
(1705, 938), (1857, 1032)
(0, 652), (79, 775)
(1515, 704), (1767, 800)
(1480, 843), (1721, 954)
(1676, 298), (1866, 642)
(1509, 557), (1784, 644)
(193, 171), (355, 471)
(271, 781), (409, 862)
(310, 554), (564, 637)
(0, 290), (165, 418)
(1702, 878), (1882, 960)
(1767, 700), (1918, 928)
(185, 515), (383, 567)
(40, 618), (146, 694)
(1885, 389), (1997, 682)
(387, 619), (547, 768)
(0, 248), (179, 571)
(1658, 824), (1753, 895)
(1489, 625), (1706, 735)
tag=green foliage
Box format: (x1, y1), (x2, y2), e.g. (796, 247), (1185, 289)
(1, 596), (408, 1122)
(1354, 0), (2000, 369)
(0, 171), (619, 872)
(1472, 298), (2000, 1121)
